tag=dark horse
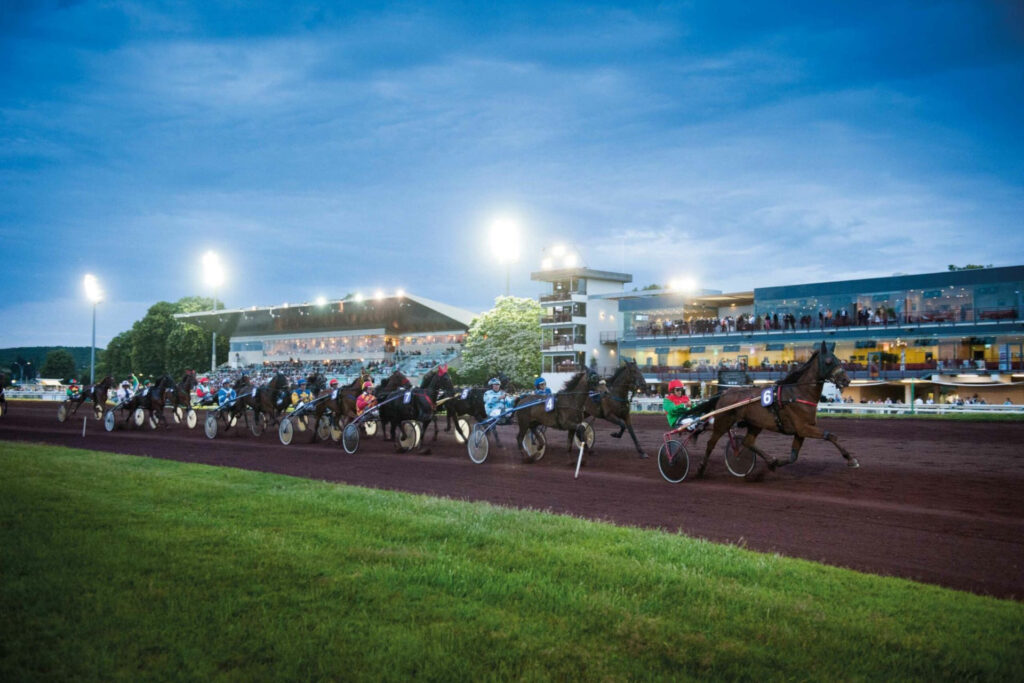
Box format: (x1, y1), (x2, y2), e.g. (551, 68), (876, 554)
(514, 371), (591, 463)
(699, 341), (856, 477)
(417, 367), (456, 442)
(241, 373), (291, 434)
(305, 371), (371, 443)
(0, 372), (8, 416)
(377, 371), (435, 453)
(139, 376), (176, 428)
(167, 370), (198, 423)
(584, 360), (649, 459)
(67, 376), (115, 419)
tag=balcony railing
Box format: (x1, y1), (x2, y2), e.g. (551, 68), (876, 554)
(540, 313), (574, 324)
(541, 335), (587, 350)
(539, 290), (583, 303)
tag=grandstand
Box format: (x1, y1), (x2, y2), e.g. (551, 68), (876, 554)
(175, 294), (474, 383)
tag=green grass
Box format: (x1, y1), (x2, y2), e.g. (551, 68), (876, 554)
(1, 444), (1021, 681)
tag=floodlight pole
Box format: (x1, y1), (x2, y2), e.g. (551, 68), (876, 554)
(505, 265), (510, 297)
(211, 291), (217, 374)
(90, 302), (97, 384)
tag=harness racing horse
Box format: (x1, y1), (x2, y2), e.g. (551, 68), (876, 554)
(239, 373), (291, 436)
(0, 373), (7, 417)
(584, 360), (649, 459)
(514, 371), (591, 463)
(139, 376), (176, 429)
(417, 368), (456, 442)
(376, 371), (436, 453)
(166, 370), (198, 425)
(305, 372), (370, 443)
(63, 376), (115, 420)
(699, 340), (857, 477)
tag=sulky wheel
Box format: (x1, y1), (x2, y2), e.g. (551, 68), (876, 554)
(724, 438), (757, 477)
(397, 420), (420, 452)
(572, 422), (595, 450)
(185, 409), (197, 429)
(247, 410), (266, 437)
(204, 413), (219, 439)
(316, 415), (331, 442)
(133, 408), (146, 428)
(521, 428), (546, 463)
(57, 402), (69, 423)
(658, 440), (690, 483)
(279, 417), (294, 445)
(103, 410), (116, 432)
(148, 413), (159, 430)
(467, 424), (489, 464)
(342, 423), (360, 454)
(173, 406), (183, 423)
(453, 417), (472, 444)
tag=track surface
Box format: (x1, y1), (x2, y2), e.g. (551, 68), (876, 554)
(3, 400), (1022, 600)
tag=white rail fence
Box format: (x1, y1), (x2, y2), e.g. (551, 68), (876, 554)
(630, 397), (1024, 416)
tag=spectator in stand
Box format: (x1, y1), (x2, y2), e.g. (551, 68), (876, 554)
(1004, 398), (1013, 405)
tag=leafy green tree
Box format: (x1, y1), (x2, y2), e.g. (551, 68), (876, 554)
(165, 323), (211, 377)
(130, 301), (179, 377)
(175, 296), (220, 314)
(99, 330), (135, 379)
(40, 349), (77, 381)
(460, 297), (541, 387)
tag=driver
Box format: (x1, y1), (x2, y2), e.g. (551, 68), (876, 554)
(663, 379), (698, 430)
(484, 378), (514, 417)
(117, 380), (132, 403)
(195, 377), (216, 406)
(217, 380), (236, 407)
(66, 379), (82, 400)
(533, 377), (552, 396)
(291, 378), (312, 405)
(356, 380), (377, 415)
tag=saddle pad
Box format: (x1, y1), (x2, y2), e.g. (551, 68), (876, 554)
(331, 389), (338, 400)
(545, 396), (555, 412)
(461, 388), (470, 400)
(404, 390), (412, 404)
(761, 388), (774, 407)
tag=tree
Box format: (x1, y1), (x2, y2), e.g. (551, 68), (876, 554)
(165, 323), (211, 377)
(948, 264), (992, 271)
(130, 301), (179, 377)
(459, 297), (542, 387)
(99, 330), (135, 379)
(40, 348), (77, 381)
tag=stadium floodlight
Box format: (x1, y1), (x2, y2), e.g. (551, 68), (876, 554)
(201, 251), (226, 373)
(669, 277), (697, 294)
(374, 290), (384, 301)
(489, 216), (521, 296)
(354, 292), (364, 303)
(83, 274), (103, 383)
(396, 289), (405, 298)
(315, 296), (327, 306)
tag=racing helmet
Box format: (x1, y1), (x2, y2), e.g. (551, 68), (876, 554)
(668, 379), (685, 392)
(297, 378), (306, 385)
(199, 377), (208, 384)
(534, 377), (547, 388)
(362, 381), (373, 389)
(329, 379), (339, 387)
(488, 377), (501, 387)
(70, 379), (78, 385)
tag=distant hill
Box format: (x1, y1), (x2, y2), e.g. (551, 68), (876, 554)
(0, 346), (101, 379)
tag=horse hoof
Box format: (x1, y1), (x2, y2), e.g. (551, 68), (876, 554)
(847, 458), (860, 468)
(610, 433), (623, 439)
(637, 452), (649, 459)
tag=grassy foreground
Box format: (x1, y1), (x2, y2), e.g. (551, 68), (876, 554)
(1, 445), (1021, 681)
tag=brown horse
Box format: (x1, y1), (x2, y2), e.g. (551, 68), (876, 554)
(584, 360), (649, 458)
(138, 376), (176, 429)
(699, 341), (856, 477)
(167, 370), (198, 423)
(306, 371), (371, 443)
(514, 371), (591, 463)
(67, 376), (115, 419)
(239, 373), (291, 435)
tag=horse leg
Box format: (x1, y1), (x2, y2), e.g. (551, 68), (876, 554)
(699, 424), (728, 477)
(616, 415), (647, 459)
(420, 417), (432, 455)
(515, 422), (530, 462)
(796, 425), (859, 468)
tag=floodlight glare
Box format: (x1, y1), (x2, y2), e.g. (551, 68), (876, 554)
(202, 251), (225, 288)
(550, 244), (566, 257)
(396, 289), (405, 298)
(541, 257), (554, 270)
(83, 273), (103, 303)
(489, 216), (521, 264)
(315, 296), (327, 306)
(562, 252), (578, 268)
(374, 289), (384, 301)
(354, 293), (364, 303)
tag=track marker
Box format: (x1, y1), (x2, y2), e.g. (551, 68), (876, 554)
(574, 441), (585, 479)
(82, 417), (87, 437)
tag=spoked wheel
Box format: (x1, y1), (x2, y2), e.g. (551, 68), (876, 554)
(247, 410), (266, 437)
(57, 402), (70, 423)
(279, 417), (294, 445)
(467, 424), (489, 464)
(173, 406), (183, 424)
(658, 440), (689, 483)
(103, 410), (116, 432)
(397, 420), (420, 452)
(724, 436), (757, 477)
(185, 409), (197, 429)
(133, 408), (146, 428)
(204, 413), (219, 439)
(342, 423), (360, 454)
(572, 422), (595, 450)
(316, 416), (331, 442)
(522, 428), (547, 462)
(364, 419), (379, 437)
(453, 417), (472, 444)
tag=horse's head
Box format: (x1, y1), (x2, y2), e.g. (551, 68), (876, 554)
(306, 373), (325, 394)
(272, 373), (289, 393)
(818, 341), (850, 390)
(380, 370), (409, 394)
(425, 367), (455, 399)
(561, 371), (589, 394)
(624, 360), (647, 393)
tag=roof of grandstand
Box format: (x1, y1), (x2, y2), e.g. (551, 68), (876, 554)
(175, 294), (478, 338)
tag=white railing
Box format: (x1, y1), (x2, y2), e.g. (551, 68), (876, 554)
(4, 391), (66, 401)
(629, 398), (1024, 416)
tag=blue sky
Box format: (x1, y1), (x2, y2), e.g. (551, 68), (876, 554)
(2, 1), (1022, 347)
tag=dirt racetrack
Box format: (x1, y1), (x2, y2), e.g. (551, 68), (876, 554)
(3, 400), (1022, 600)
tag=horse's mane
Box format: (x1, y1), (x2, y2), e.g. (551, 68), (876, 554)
(559, 371), (589, 394)
(419, 369), (437, 388)
(780, 351), (819, 385)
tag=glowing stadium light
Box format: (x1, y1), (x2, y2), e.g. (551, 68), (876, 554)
(669, 277), (697, 294)
(201, 251), (225, 289)
(489, 216), (521, 296)
(550, 244), (566, 258)
(354, 293), (364, 303)
(315, 296), (327, 306)
(396, 289), (405, 298)
(374, 289), (384, 301)
(83, 274), (103, 383)
(541, 257), (554, 270)
(562, 252), (579, 268)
